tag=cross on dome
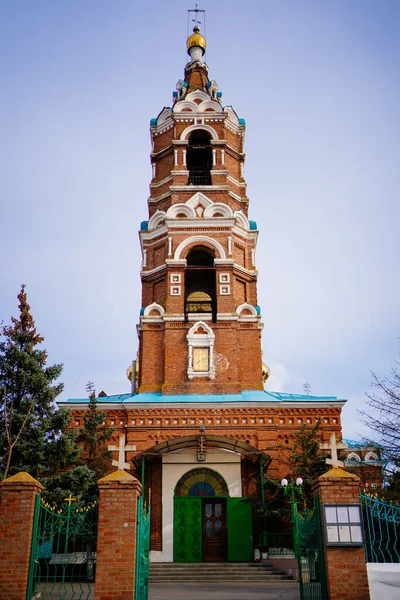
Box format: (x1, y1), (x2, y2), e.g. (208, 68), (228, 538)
(108, 434), (136, 471)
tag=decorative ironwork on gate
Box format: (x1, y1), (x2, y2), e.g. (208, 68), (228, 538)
(294, 496), (328, 600)
(135, 495), (151, 600)
(26, 495), (98, 600)
(360, 492), (400, 563)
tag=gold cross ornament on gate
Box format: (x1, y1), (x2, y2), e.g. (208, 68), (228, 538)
(64, 494), (76, 506)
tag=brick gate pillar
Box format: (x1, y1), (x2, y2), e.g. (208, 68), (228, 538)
(96, 470), (142, 600)
(0, 472), (44, 600)
(312, 467), (370, 600)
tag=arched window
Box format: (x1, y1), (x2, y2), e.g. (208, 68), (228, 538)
(187, 130), (212, 185)
(185, 247), (216, 321)
(175, 468), (229, 497)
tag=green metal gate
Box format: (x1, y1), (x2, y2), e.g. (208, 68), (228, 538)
(360, 492), (400, 563)
(294, 496), (328, 600)
(135, 495), (151, 600)
(26, 495), (98, 600)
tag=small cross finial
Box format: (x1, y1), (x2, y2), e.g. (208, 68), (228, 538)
(64, 494), (76, 506)
(303, 381), (311, 396)
(188, 4), (205, 28)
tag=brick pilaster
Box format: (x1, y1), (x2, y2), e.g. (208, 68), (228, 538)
(312, 467), (370, 600)
(0, 471), (44, 600)
(96, 470), (142, 600)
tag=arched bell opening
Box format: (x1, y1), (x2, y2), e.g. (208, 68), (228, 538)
(185, 247), (217, 322)
(187, 130), (212, 185)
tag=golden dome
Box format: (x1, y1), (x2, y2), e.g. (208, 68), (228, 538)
(262, 362), (270, 382)
(187, 26), (206, 55)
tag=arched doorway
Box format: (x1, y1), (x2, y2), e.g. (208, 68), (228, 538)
(175, 468), (229, 562)
(174, 467), (229, 562)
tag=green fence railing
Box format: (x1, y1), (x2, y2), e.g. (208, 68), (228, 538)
(360, 492), (400, 563)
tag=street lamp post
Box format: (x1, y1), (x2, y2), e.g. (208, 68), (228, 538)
(281, 477), (303, 558)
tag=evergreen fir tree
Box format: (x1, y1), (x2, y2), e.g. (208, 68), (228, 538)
(286, 421), (328, 506)
(76, 381), (115, 479)
(0, 285), (79, 479)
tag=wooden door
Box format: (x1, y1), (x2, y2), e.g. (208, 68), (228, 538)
(202, 499), (226, 562)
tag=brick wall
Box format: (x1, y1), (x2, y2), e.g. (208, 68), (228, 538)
(96, 470), (142, 600)
(312, 469), (370, 600)
(0, 472), (43, 600)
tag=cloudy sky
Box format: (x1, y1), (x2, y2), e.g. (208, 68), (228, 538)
(1, 1), (399, 441)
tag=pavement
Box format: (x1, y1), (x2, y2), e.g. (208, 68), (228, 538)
(149, 581), (301, 600)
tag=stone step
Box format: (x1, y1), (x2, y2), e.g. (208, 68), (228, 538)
(149, 561), (293, 582)
(150, 562), (276, 569)
(149, 573), (293, 583)
(150, 567), (286, 574)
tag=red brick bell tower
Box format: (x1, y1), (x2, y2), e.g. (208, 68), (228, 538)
(138, 26), (264, 396)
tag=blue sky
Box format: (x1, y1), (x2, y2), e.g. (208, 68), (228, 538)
(1, 1), (399, 440)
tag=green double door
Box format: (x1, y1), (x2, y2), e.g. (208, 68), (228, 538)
(173, 497), (253, 562)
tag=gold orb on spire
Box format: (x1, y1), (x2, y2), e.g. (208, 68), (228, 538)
(187, 26), (206, 55)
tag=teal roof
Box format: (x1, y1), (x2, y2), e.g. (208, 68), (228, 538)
(62, 390), (344, 405)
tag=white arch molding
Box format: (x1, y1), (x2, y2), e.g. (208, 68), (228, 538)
(166, 204), (196, 219)
(180, 123), (219, 141)
(174, 236), (226, 261)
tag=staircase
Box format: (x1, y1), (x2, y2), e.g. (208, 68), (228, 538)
(149, 562), (293, 582)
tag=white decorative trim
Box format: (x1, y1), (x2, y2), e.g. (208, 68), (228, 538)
(219, 273), (230, 283)
(150, 175), (172, 188)
(141, 264), (167, 278)
(217, 313), (239, 321)
(174, 149), (178, 165)
(223, 106), (240, 126)
(212, 149), (217, 166)
(170, 286), (181, 296)
(219, 285), (230, 295)
(365, 451), (379, 462)
(180, 123), (219, 141)
(234, 210), (250, 231)
(214, 258), (235, 265)
(143, 302), (165, 317)
(148, 210), (167, 230)
(166, 204), (196, 219)
(236, 303), (258, 316)
(203, 203), (233, 219)
(186, 321), (215, 380)
(152, 163), (156, 178)
(182, 149), (186, 166)
(143, 249), (147, 268)
(347, 452), (361, 462)
(228, 236), (232, 255)
(170, 273), (181, 284)
(162, 314), (185, 321)
(168, 237), (173, 256)
(185, 191), (213, 210)
(221, 149), (225, 164)
(187, 312), (212, 321)
(139, 226), (168, 242)
(174, 236), (226, 260)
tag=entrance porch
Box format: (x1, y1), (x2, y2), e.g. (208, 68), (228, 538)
(133, 434), (271, 563)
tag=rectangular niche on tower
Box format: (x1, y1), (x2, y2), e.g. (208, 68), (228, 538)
(170, 273), (181, 284)
(170, 286), (181, 296)
(219, 273), (230, 283)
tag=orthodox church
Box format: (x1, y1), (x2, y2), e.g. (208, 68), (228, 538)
(60, 25), (348, 563)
